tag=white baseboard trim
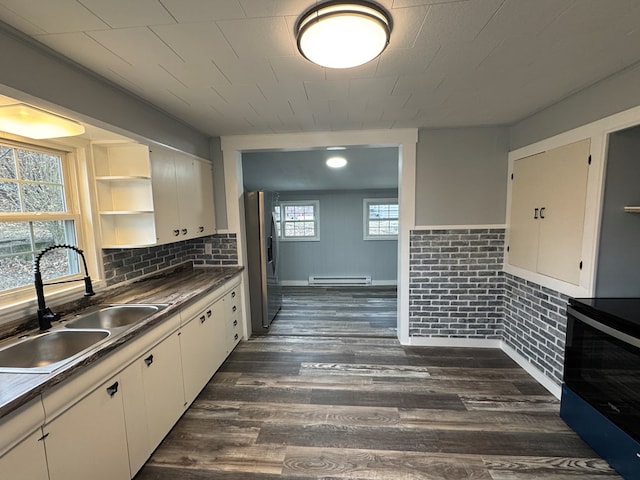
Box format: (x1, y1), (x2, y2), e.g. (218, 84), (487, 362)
(500, 341), (561, 399)
(279, 280), (398, 287)
(405, 337), (502, 349)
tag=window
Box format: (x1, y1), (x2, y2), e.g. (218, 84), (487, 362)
(364, 198), (398, 240)
(0, 141), (80, 294)
(279, 200), (319, 241)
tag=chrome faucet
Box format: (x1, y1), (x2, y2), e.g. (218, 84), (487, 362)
(34, 244), (95, 331)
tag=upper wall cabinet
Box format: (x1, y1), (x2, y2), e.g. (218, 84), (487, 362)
(507, 139), (591, 285)
(150, 146), (215, 244)
(93, 143), (215, 248)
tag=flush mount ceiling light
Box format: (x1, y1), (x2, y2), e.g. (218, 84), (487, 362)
(0, 103), (85, 139)
(326, 156), (348, 168)
(296, 1), (392, 69)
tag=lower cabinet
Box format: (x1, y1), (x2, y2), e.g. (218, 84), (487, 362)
(44, 374), (130, 480)
(0, 275), (244, 480)
(180, 297), (226, 406)
(0, 429), (49, 480)
(121, 330), (185, 476)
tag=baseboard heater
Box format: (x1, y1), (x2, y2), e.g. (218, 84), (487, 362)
(308, 275), (371, 285)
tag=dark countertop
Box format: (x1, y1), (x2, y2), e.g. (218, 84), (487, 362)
(0, 264), (243, 420)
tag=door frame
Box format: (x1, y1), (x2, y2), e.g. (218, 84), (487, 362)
(221, 129), (418, 342)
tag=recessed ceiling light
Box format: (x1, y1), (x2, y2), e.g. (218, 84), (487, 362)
(0, 103), (85, 139)
(326, 156), (348, 168)
(296, 1), (392, 69)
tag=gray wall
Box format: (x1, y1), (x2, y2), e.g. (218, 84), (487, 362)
(595, 125), (640, 296)
(278, 190), (398, 283)
(415, 127), (509, 226)
(210, 137), (228, 230)
(0, 21), (210, 158)
(510, 62), (640, 149)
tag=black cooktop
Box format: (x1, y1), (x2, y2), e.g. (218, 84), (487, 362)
(569, 297), (640, 336)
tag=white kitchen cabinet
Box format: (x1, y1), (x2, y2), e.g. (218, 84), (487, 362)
(0, 398), (48, 480)
(150, 146), (216, 244)
(508, 139), (591, 285)
(180, 297), (226, 406)
(224, 283), (243, 354)
(44, 374), (130, 480)
(139, 331), (185, 451)
(93, 143), (157, 247)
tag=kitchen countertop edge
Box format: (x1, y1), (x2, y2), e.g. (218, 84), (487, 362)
(0, 264), (244, 421)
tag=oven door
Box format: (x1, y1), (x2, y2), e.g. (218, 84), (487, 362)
(564, 306), (640, 440)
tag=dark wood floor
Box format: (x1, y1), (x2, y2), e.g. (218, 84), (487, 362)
(135, 287), (620, 479)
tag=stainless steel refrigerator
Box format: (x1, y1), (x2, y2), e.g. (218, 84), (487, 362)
(244, 190), (282, 332)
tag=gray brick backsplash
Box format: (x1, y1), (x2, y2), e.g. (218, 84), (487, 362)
(409, 228), (569, 388)
(102, 233), (237, 286)
(409, 229), (505, 340)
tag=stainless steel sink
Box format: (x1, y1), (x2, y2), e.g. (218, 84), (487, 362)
(0, 329), (110, 373)
(64, 304), (167, 330)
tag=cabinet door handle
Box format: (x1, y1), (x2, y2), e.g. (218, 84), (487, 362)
(200, 314), (206, 323)
(144, 354), (154, 367)
(106, 381), (119, 397)
(540, 207), (545, 219)
(232, 305), (237, 313)
(234, 333), (239, 341)
(534, 207), (539, 219)
(181, 228), (188, 235)
(231, 291), (236, 298)
(233, 319), (238, 327)
(207, 309), (212, 318)
(173, 229), (180, 236)
(199, 226), (204, 232)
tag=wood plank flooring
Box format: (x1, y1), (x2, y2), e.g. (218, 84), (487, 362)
(135, 287), (621, 480)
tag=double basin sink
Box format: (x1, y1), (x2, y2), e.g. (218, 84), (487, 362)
(0, 304), (167, 374)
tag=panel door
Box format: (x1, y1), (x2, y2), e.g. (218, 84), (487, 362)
(508, 151), (544, 271)
(0, 430), (49, 480)
(120, 358), (151, 476)
(141, 331), (185, 451)
(45, 375), (130, 480)
(194, 159), (216, 236)
(180, 302), (219, 406)
(150, 147), (180, 244)
(536, 139), (591, 284)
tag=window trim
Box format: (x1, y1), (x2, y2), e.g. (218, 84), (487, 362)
(0, 136), (95, 315)
(363, 198), (399, 241)
(278, 200), (320, 242)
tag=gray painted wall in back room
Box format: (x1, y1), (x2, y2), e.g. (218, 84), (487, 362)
(595, 125), (640, 297)
(278, 190), (398, 283)
(415, 127), (509, 226)
(0, 22), (210, 158)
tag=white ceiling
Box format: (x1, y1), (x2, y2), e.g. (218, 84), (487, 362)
(1, 0), (640, 137)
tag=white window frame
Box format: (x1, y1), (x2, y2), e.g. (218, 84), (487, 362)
(279, 200), (320, 241)
(0, 135), (97, 323)
(363, 198), (399, 240)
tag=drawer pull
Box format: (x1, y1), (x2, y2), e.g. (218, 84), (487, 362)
(173, 229), (180, 236)
(232, 305), (237, 313)
(181, 228), (188, 235)
(207, 309), (212, 318)
(233, 319), (238, 327)
(106, 381), (119, 397)
(144, 354), (154, 367)
(234, 333), (239, 341)
(200, 315), (206, 323)
(231, 291), (236, 298)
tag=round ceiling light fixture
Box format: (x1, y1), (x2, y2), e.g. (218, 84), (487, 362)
(326, 156), (348, 168)
(296, 1), (392, 69)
